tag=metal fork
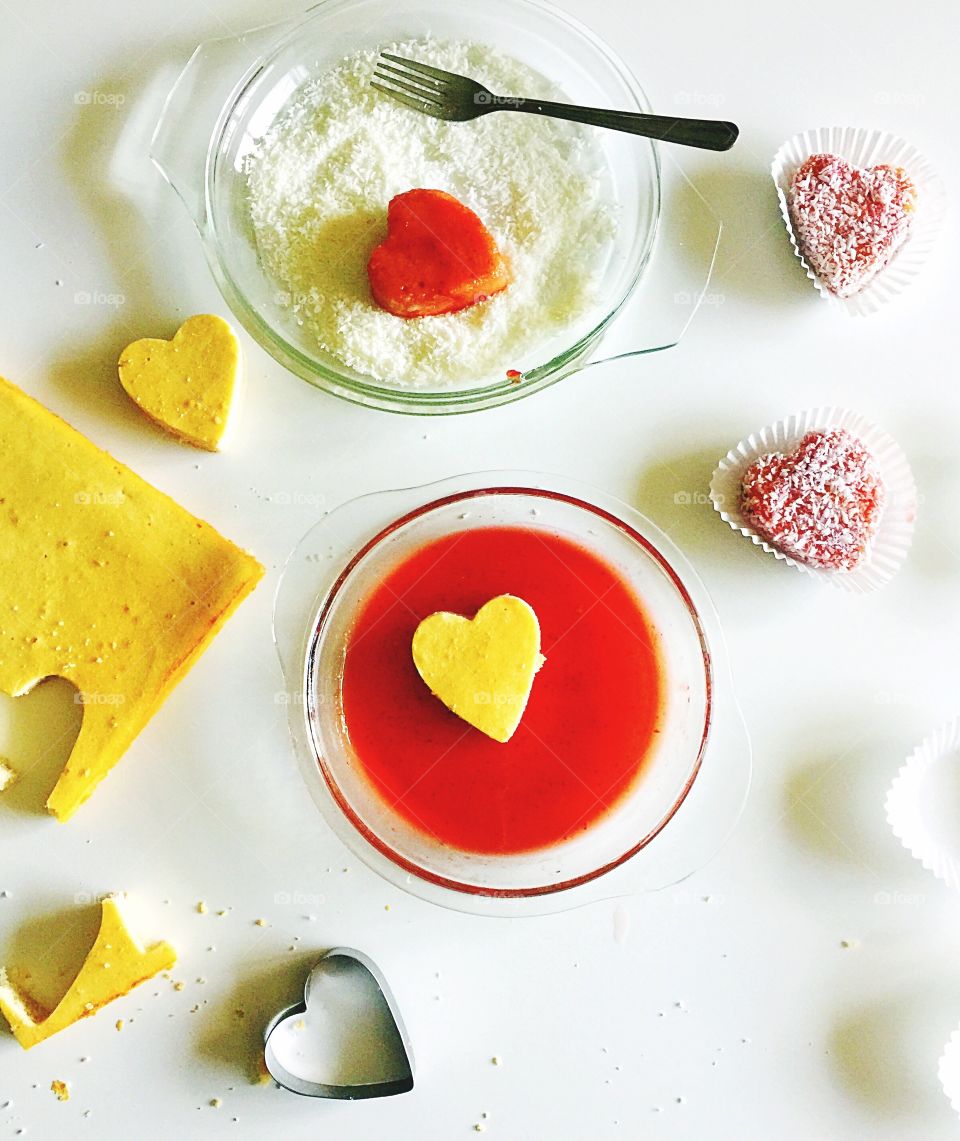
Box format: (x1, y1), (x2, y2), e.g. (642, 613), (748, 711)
(372, 52), (738, 152)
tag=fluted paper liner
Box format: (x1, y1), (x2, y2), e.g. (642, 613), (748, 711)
(886, 719), (960, 891)
(772, 126), (946, 316)
(710, 407), (916, 593)
(939, 1026), (960, 1116)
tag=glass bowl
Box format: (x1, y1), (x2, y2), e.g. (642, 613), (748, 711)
(273, 472), (754, 915)
(150, 0), (666, 414)
(304, 485), (710, 895)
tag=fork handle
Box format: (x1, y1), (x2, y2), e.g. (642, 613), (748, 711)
(502, 99), (738, 152)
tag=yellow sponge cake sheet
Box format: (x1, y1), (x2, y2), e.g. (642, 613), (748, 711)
(0, 376), (264, 820)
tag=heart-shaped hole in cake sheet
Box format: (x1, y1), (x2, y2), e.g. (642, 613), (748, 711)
(264, 948), (413, 1099)
(0, 679), (82, 815)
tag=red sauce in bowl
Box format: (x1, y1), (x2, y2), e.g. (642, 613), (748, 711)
(340, 526), (663, 854)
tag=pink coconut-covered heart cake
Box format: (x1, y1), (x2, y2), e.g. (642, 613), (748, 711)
(739, 429), (885, 571)
(788, 154), (917, 298)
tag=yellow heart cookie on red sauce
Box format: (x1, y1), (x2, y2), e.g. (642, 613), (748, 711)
(411, 595), (545, 744)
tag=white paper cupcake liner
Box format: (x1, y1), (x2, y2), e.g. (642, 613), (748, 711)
(939, 1026), (960, 1116)
(710, 407), (916, 593)
(772, 126), (947, 316)
(885, 719), (960, 891)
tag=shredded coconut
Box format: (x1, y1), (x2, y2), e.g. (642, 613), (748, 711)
(788, 154), (916, 298)
(244, 39), (616, 388)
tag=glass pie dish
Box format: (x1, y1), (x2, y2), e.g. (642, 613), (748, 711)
(150, 0), (722, 415)
(274, 472), (751, 915)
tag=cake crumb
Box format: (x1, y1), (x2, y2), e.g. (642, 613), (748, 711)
(491, 1055), (501, 1066)
(210, 1098), (222, 1109)
(114, 1019), (124, 1032)
(50, 1080), (70, 1102)
(173, 981), (185, 991)
(254, 918), (268, 927)
(840, 939), (859, 950)
(196, 901), (208, 914)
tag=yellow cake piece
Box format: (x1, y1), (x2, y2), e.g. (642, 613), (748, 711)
(0, 757), (18, 792)
(0, 896), (176, 1049)
(0, 375), (263, 820)
(118, 315), (241, 452)
(412, 594), (545, 743)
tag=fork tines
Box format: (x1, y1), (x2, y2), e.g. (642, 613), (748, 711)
(371, 52), (466, 120)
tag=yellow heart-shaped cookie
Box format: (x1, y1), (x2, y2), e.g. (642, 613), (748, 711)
(118, 314), (240, 451)
(411, 595), (545, 744)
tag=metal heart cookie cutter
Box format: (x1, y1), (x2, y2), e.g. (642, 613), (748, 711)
(263, 947), (414, 1099)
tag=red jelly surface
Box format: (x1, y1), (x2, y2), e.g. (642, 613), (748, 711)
(339, 526), (664, 855)
(367, 188), (512, 318)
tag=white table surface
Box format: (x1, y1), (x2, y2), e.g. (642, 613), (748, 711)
(2, 0), (959, 1137)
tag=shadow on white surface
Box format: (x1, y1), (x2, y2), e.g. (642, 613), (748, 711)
(831, 983), (960, 1121)
(0, 898), (102, 1017)
(195, 948), (332, 1086)
(687, 165), (814, 308)
(784, 735), (919, 877)
(634, 446), (784, 574)
(45, 322), (158, 442)
(52, 44), (223, 439)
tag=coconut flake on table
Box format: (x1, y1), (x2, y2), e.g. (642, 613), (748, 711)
(243, 38), (617, 388)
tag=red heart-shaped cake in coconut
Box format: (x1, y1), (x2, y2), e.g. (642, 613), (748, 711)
(788, 154), (917, 298)
(739, 429), (885, 571)
(368, 189), (512, 319)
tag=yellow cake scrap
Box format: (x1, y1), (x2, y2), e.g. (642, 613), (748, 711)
(118, 315), (241, 452)
(412, 594), (545, 743)
(0, 896), (176, 1049)
(0, 376), (263, 820)
(0, 756), (18, 792)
